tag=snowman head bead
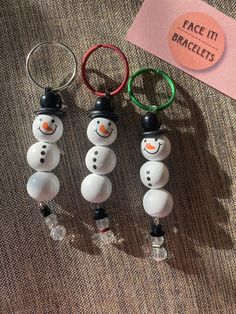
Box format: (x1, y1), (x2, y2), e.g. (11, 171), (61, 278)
(87, 96), (118, 146)
(32, 114), (63, 143)
(140, 112), (171, 161)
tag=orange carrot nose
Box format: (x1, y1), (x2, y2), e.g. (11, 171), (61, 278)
(42, 121), (53, 131)
(146, 143), (156, 150)
(99, 124), (109, 135)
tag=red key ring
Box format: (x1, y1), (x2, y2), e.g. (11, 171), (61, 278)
(81, 44), (129, 97)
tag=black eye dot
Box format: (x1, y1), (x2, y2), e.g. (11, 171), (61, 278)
(108, 122), (111, 126)
(148, 183), (152, 187)
(40, 158), (45, 163)
(93, 158), (97, 162)
(93, 165), (97, 170)
(147, 177), (151, 181)
(39, 118), (42, 122)
(41, 151), (45, 155)
(144, 140), (147, 143)
(94, 151), (98, 155)
(146, 170), (150, 174)
(51, 119), (55, 123)
(42, 145), (47, 149)
(97, 121), (100, 124)
(155, 138), (158, 141)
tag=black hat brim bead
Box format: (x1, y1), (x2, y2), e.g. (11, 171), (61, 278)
(89, 110), (118, 122)
(141, 129), (164, 137)
(34, 108), (65, 118)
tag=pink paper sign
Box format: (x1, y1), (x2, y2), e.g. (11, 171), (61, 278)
(126, 0), (236, 99)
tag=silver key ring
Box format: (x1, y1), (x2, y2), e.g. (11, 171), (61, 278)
(26, 41), (77, 92)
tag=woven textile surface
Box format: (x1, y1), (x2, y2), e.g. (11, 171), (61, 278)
(0, 0), (235, 313)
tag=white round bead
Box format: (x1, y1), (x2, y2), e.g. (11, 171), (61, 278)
(140, 161), (169, 189)
(81, 174), (112, 203)
(87, 117), (117, 146)
(85, 146), (117, 175)
(27, 172), (60, 201)
(141, 135), (171, 161)
(143, 189), (173, 218)
(32, 114), (63, 143)
(27, 142), (60, 171)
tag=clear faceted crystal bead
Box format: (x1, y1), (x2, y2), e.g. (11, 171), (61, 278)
(50, 225), (66, 241)
(44, 214), (58, 230)
(150, 235), (164, 248)
(151, 247), (167, 262)
(96, 217), (110, 231)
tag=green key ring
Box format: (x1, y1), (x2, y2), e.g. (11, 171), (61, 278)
(127, 68), (176, 112)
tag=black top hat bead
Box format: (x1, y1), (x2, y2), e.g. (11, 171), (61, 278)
(34, 89), (65, 117)
(141, 112), (162, 137)
(89, 95), (118, 121)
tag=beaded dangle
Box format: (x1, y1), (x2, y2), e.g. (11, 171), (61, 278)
(80, 44), (129, 242)
(128, 68), (176, 261)
(26, 42), (77, 241)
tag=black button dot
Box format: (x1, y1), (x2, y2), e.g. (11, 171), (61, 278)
(148, 183), (152, 187)
(94, 151), (98, 155)
(93, 158), (97, 162)
(146, 170), (150, 174)
(40, 158), (45, 163)
(41, 151), (46, 155)
(93, 165), (97, 170)
(42, 145), (47, 149)
(147, 177), (151, 181)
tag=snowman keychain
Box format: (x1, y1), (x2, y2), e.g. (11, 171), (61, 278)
(26, 42), (77, 241)
(80, 44), (129, 242)
(128, 68), (176, 261)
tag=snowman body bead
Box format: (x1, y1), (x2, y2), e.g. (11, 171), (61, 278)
(27, 142), (60, 171)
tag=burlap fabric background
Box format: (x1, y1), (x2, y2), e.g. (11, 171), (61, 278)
(0, 0), (235, 313)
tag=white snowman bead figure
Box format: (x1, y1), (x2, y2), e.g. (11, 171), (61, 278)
(81, 173), (112, 203)
(27, 142), (60, 171)
(85, 146), (117, 175)
(32, 114), (63, 143)
(27, 172), (60, 201)
(87, 117), (117, 146)
(140, 161), (169, 189)
(141, 135), (171, 161)
(143, 189), (173, 218)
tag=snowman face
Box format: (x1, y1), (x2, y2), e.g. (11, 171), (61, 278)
(141, 135), (171, 161)
(27, 142), (60, 171)
(140, 161), (169, 189)
(87, 117), (117, 146)
(85, 146), (117, 175)
(32, 114), (63, 143)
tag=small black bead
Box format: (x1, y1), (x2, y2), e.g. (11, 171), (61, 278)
(146, 170), (150, 174)
(93, 158), (97, 162)
(40, 204), (51, 217)
(40, 158), (45, 163)
(42, 145), (47, 149)
(147, 177), (151, 181)
(150, 224), (165, 237)
(94, 151), (98, 155)
(41, 151), (45, 155)
(148, 183), (152, 187)
(93, 165), (97, 170)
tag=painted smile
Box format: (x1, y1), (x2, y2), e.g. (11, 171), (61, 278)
(144, 142), (162, 154)
(38, 125), (57, 135)
(95, 128), (113, 138)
